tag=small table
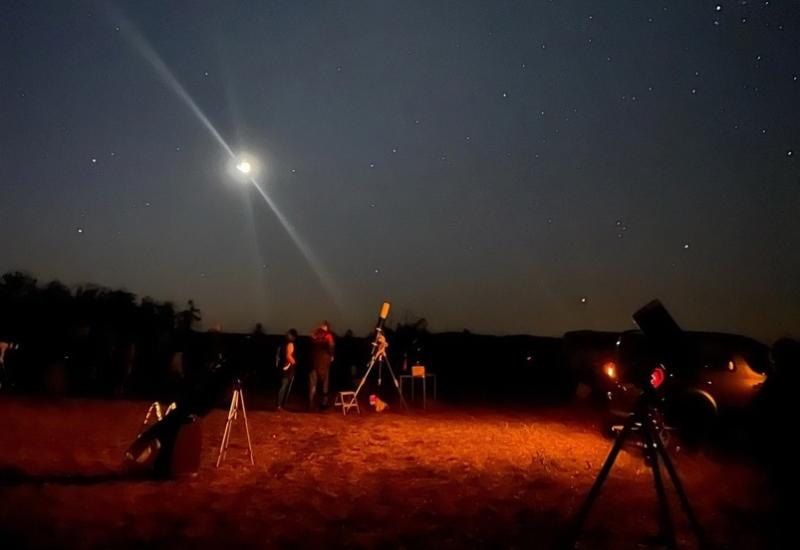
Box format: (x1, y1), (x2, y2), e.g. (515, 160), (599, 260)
(399, 373), (437, 409)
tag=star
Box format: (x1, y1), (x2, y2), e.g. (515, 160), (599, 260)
(90, 158), (97, 164)
(501, 91), (508, 98)
(580, 297), (587, 304)
(76, 227), (84, 234)
(391, 148), (397, 153)
(683, 243), (690, 250)
(715, 4), (722, 11)
(369, 163), (375, 168)
(373, 268), (380, 274)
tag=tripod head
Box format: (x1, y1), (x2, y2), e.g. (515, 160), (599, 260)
(371, 330), (389, 359)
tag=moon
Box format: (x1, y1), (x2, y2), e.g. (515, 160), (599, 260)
(236, 160), (252, 174)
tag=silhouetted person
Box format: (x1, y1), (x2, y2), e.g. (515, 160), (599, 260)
(755, 337), (799, 548)
(0, 340), (18, 389)
(309, 321), (335, 410)
(276, 329), (297, 410)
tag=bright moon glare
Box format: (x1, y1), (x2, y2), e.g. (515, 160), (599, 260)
(236, 161), (252, 174)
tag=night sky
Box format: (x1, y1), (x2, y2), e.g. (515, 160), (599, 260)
(1, 1), (798, 341)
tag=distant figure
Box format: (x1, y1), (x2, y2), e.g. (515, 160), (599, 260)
(0, 341), (18, 389)
(309, 321), (335, 410)
(276, 329), (297, 410)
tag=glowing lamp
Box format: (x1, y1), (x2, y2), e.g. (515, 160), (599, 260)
(603, 361), (617, 380)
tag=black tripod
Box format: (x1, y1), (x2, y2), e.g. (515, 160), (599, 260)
(565, 390), (707, 549)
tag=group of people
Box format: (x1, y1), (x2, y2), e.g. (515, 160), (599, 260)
(275, 321), (335, 411)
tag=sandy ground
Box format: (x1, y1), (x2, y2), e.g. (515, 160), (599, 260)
(0, 396), (776, 549)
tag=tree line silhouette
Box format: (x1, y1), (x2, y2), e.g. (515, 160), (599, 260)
(0, 270), (205, 396)
(0, 270), (572, 404)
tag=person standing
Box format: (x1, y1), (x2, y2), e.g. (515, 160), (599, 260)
(0, 341), (17, 390)
(308, 321), (335, 410)
(276, 329), (297, 410)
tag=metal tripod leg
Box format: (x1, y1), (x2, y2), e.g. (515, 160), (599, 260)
(238, 387), (255, 465)
(564, 409), (638, 547)
(655, 431), (708, 548)
(382, 355), (408, 411)
(216, 390), (237, 467)
(353, 354), (379, 400)
(643, 419), (676, 550)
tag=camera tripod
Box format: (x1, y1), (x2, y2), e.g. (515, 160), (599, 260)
(565, 390), (707, 549)
(216, 378), (255, 467)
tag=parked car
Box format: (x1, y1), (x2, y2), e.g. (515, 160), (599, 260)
(602, 330), (770, 445)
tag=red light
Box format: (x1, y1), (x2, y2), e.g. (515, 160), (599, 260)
(650, 367), (665, 389)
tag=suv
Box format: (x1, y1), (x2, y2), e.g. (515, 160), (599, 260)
(602, 330), (770, 444)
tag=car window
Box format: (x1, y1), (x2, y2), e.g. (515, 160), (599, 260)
(701, 353), (734, 372)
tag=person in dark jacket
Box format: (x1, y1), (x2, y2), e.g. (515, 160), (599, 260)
(276, 329), (297, 410)
(308, 321), (335, 410)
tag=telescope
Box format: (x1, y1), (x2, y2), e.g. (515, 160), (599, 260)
(376, 302), (390, 331)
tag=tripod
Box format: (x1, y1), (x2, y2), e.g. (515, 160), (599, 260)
(358, 332), (407, 410)
(565, 391), (707, 549)
(216, 378), (255, 467)
(336, 331), (407, 413)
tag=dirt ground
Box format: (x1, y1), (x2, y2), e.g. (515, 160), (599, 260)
(0, 396), (777, 549)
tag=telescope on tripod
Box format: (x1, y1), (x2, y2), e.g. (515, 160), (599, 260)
(334, 302), (407, 414)
(564, 300), (707, 549)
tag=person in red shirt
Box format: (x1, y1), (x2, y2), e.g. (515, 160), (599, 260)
(308, 321), (335, 410)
